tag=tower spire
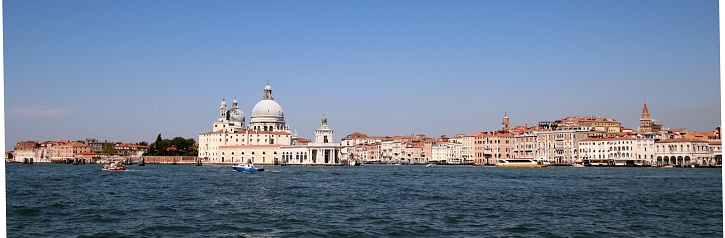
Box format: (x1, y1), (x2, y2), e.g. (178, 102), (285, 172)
(641, 100), (650, 119)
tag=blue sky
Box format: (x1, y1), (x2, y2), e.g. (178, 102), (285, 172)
(3, 0), (720, 150)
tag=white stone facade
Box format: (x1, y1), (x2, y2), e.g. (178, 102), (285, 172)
(199, 83), (341, 165)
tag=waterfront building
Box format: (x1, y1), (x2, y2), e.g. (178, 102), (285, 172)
(655, 138), (711, 166)
(451, 134), (475, 164)
(578, 136), (638, 166)
(11, 141), (40, 163)
(513, 127), (538, 160)
(422, 137), (436, 163)
(114, 143), (148, 156)
(486, 131), (515, 164)
(85, 138), (105, 152)
(199, 83), (341, 165)
(556, 116), (622, 133)
(471, 132), (487, 165)
(11, 139), (147, 163)
(430, 140), (463, 164)
(401, 140), (426, 164)
(634, 132), (657, 165)
(709, 140), (722, 165)
(340, 132), (387, 163)
(536, 124), (600, 164)
(56, 142), (92, 161)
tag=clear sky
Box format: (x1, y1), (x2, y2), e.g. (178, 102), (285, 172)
(3, 0), (721, 151)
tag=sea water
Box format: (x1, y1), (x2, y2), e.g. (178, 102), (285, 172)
(6, 163), (722, 237)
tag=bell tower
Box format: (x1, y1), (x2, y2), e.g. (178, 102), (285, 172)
(502, 112), (510, 131)
(219, 97), (228, 119)
(639, 101), (653, 133)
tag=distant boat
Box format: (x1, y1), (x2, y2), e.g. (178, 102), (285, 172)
(496, 158), (549, 168)
(572, 163), (585, 168)
(233, 163), (265, 172)
(426, 164), (435, 167)
(472, 163), (481, 167)
(102, 162), (126, 171)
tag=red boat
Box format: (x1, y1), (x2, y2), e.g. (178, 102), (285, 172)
(472, 163), (481, 167)
(102, 162), (126, 171)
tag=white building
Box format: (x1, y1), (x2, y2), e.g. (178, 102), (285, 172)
(430, 142), (463, 164)
(199, 83), (341, 165)
(578, 136), (639, 166)
(634, 132), (656, 166)
(654, 138), (711, 167)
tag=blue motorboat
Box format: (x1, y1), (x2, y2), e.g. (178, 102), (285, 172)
(233, 163), (265, 172)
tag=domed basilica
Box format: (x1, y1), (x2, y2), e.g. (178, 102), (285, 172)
(199, 83), (341, 165)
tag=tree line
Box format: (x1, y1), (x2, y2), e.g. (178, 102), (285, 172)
(143, 134), (198, 156)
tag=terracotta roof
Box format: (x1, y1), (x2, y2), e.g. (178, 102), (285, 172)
(297, 138), (311, 145)
(14, 141), (39, 150)
(580, 136), (635, 142)
(658, 138), (708, 143)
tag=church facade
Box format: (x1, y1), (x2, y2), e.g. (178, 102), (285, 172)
(198, 83), (341, 165)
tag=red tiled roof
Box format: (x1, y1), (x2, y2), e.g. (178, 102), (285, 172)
(658, 138), (708, 143)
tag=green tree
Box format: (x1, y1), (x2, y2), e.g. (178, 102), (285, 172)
(102, 143), (117, 156)
(142, 134), (198, 156)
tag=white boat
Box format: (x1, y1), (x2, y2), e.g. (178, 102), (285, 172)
(572, 163), (585, 167)
(496, 158), (549, 168)
(426, 163), (435, 167)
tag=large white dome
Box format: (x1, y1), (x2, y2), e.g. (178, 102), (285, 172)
(251, 99), (284, 118)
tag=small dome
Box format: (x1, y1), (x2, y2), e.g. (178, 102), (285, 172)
(230, 109), (245, 122)
(251, 99), (284, 118)
(264, 85), (272, 90)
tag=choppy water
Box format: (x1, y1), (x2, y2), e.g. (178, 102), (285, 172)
(6, 163), (723, 237)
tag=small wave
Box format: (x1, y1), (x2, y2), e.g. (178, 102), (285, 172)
(77, 231), (130, 238)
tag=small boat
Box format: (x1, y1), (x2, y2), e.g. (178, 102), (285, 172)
(233, 163), (264, 172)
(496, 158), (549, 168)
(426, 163), (435, 167)
(102, 162), (126, 171)
(572, 163), (585, 167)
(472, 163), (481, 167)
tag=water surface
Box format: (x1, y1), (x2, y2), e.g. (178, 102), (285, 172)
(6, 163), (722, 237)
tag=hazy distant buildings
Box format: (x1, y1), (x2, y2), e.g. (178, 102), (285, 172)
(9, 139), (147, 163)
